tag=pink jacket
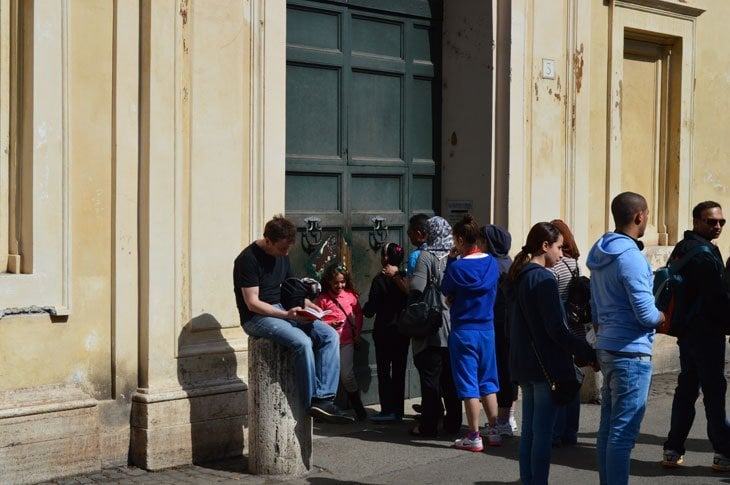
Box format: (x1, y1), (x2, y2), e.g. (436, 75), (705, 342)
(316, 290), (363, 345)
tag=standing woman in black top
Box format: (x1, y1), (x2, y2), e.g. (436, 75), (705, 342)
(506, 222), (596, 485)
(363, 243), (409, 422)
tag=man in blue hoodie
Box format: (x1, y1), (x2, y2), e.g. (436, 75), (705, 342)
(587, 192), (665, 485)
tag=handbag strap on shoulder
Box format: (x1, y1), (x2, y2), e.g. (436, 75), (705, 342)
(515, 278), (556, 389)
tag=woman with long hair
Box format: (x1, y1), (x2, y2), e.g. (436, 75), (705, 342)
(506, 222), (596, 485)
(548, 219), (584, 447)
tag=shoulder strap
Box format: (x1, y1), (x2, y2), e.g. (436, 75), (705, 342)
(329, 293), (357, 335)
(515, 282), (556, 389)
(563, 258), (579, 279)
(668, 245), (715, 274)
(426, 253), (446, 288)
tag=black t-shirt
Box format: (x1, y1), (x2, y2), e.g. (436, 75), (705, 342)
(233, 242), (293, 324)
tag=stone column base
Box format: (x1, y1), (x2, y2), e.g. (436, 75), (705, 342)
(130, 381), (247, 470)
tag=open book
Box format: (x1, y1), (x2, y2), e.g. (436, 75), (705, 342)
(296, 307), (332, 320)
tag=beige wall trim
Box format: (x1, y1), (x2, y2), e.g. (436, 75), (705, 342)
(60, 0), (70, 314)
(568, 0), (592, 257)
(507, 0), (530, 247)
(0, 0), (71, 315)
(0, 1), (9, 272)
(608, 2), (701, 236)
(250, 0), (286, 237)
(614, 0), (705, 19)
(174, 0), (192, 355)
(138, 0), (178, 389)
(132, 381), (247, 404)
(564, 0), (578, 227)
(111, 0), (139, 400)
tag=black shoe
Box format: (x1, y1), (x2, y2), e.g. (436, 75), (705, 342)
(309, 399), (355, 424)
(347, 391), (368, 421)
(412, 403), (423, 414)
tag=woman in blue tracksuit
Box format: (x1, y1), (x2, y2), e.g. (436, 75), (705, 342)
(506, 222), (596, 485)
(442, 214), (501, 451)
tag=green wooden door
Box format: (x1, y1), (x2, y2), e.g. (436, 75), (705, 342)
(286, 0), (442, 404)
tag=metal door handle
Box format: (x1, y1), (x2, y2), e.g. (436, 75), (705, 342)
(302, 216), (322, 253)
(369, 216), (388, 250)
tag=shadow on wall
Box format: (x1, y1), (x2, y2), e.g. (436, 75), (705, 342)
(177, 313), (246, 465)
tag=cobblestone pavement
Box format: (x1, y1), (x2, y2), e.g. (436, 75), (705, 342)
(39, 370), (730, 484)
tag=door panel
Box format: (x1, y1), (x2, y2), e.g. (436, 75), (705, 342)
(286, 0), (441, 404)
(352, 16), (402, 58)
(287, 7), (340, 49)
(350, 71), (402, 160)
(621, 38), (672, 246)
(286, 65), (341, 158)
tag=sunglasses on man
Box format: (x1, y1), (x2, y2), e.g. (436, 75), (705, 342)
(702, 218), (726, 227)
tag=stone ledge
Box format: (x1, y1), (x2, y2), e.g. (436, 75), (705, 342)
(0, 385), (99, 485)
(0, 384), (96, 418)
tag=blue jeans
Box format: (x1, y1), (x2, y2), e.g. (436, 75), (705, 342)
(664, 333), (730, 456)
(553, 389), (580, 445)
(596, 349), (653, 485)
(243, 305), (340, 408)
(519, 380), (557, 485)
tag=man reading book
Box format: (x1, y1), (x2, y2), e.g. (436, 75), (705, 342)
(233, 215), (353, 423)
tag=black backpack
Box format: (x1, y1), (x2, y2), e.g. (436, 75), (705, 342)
(653, 244), (716, 336)
(280, 277), (322, 310)
(563, 260), (592, 334)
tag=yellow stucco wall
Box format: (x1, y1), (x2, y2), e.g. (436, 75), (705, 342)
(0, 1), (115, 397)
(693, 0), (730, 256)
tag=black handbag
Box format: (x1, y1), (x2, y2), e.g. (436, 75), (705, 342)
(397, 255), (444, 338)
(547, 360), (584, 405)
(518, 273), (584, 405)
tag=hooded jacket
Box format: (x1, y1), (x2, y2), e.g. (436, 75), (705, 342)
(508, 263), (596, 383)
(670, 230), (730, 336)
(483, 224), (512, 275)
(442, 253), (499, 331)
(586, 232), (663, 354)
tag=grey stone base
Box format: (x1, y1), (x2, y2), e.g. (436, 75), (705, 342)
(0, 384), (99, 485)
(129, 381), (247, 471)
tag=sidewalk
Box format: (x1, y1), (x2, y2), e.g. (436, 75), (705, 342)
(43, 372), (729, 484)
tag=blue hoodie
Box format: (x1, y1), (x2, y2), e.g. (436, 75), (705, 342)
(586, 232), (662, 354)
(441, 254), (498, 331)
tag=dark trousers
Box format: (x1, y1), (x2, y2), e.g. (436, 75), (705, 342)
(413, 345), (462, 435)
(664, 333), (730, 456)
(374, 325), (410, 415)
(495, 320), (518, 408)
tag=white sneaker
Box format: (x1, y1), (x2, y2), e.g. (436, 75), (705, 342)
(509, 415), (518, 433)
(453, 435), (484, 452)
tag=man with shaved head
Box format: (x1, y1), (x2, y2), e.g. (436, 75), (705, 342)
(587, 191), (665, 485)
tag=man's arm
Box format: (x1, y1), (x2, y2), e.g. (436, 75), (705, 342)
(620, 253), (664, 329)
(241, 286), (307, 322)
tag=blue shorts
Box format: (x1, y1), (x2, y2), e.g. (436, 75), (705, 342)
(448, 328), (500, 399)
